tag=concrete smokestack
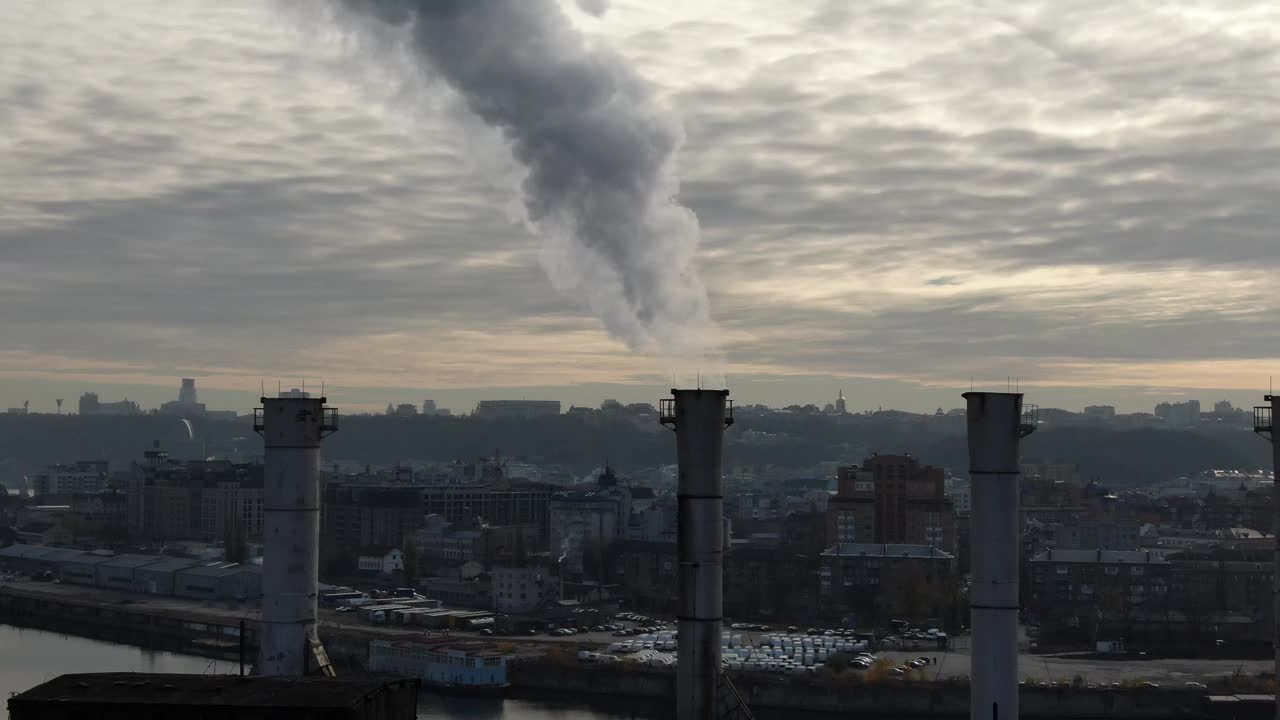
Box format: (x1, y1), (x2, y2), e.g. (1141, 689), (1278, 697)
(661, 389), (732, 720)
(255, 396), (337, 676)
(965, 392), (1034, 720)
(1251, 395), (1278, 720)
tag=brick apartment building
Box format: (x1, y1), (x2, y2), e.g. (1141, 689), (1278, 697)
(826, 454), (956, 553)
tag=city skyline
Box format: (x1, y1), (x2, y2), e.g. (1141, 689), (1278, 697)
(3, 373), (1269, 418)
(3, 1), (1278, 423)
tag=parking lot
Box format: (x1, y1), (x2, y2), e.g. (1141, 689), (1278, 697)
(313, 594), (1275, 686)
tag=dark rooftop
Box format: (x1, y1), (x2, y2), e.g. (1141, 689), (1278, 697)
(11, 673), (418, 709)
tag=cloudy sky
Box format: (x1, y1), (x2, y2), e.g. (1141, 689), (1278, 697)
(2, 0), (1278, 415)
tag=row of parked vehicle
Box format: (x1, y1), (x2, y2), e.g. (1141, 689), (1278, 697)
(608, 632), (677, 654)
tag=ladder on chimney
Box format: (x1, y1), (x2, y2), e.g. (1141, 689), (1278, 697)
(716, 671), (755, 720)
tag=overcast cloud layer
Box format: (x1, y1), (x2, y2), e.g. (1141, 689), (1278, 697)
(2, 0), (1278, 413)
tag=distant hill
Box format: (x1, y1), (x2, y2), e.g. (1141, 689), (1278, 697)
(0, 412), (1269, 487)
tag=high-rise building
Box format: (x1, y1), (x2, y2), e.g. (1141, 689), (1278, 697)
(322, 484), (425, 562)
(835, 390), (847, 415)
(1154, 400), (1201, 428)
(78, 392), (141, 416)
(179, 378), (198, 405)
(825, 453), (955, 553)
(127, 456), (264, 542)
(160, 378), (207, 416)
(548, 468), (631, 576)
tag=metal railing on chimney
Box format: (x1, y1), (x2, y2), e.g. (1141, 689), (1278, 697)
(1254, 403), (1273, 439)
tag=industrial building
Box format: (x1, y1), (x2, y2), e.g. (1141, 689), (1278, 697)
(174, 561), (262, 602)
(7, 673), (419, 720)
(0, 544), (260, 602)
(548, 467), (631, 577)
(96, 553), (175, 593)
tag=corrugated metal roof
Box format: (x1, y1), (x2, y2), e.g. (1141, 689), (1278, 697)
(42, 548), (92, 563)
(821, 543), (954, 559)
(60, 553), (115, 567)
(133, 557), (204, 574)
(176, 562), (260, 578)
(0, 544), (56, 560)
(1031, 549), (1171, 564)
(99, 554), (167, 570)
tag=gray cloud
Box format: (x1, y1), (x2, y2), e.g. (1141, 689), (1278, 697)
(1, 0), (1278, 409)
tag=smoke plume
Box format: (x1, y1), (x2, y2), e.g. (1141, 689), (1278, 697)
(313, 0), (719, 362)
(575, 0), (610, 17)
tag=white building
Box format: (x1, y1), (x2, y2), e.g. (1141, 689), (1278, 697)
(946, 482), (971, 514)
(548, 469), (631, 576)
(358, 547), (404, 575)
(30, 462), (108, 498)
(492, 565), (554, 614)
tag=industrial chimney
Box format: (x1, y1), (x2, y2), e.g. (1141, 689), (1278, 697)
(964, 392), (1035, 720)
(1251, 395), (1278, 720)
(254, 395), (338, 676)
(661, 389), (733, 720)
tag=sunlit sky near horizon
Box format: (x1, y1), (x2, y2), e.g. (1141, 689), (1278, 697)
(2, 0), (1279, 415)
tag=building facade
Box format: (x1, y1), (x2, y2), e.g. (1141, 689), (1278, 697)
(420, 482), (554, 530)
(818, 542), (957, 624)
(322, 484), (425, 569)
(31, 461), (109, 498)
(825, 454), (955, 553)
(492, 565), (554, 614)
(548, 469), (631, 577)
(127, 457), (264, 543)
(473, 400), (561, 420)
(357, 547), (404, 576)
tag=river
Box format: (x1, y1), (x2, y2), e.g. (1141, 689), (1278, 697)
(0, 624), (660, 719)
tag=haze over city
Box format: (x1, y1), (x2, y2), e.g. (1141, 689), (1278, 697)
(4, 0), (1279, 416)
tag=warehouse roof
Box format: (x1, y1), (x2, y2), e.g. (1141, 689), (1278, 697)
(176, 562), (261, 578)
(133, 556), (204, 574)
(0, 544), (56, 560)
(99, 554), (168, 570)
(42, 548), (95, 564)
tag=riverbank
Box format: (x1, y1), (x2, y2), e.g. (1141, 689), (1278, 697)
(511, 659), (1225, 719)
(0, 580), (1262, 718)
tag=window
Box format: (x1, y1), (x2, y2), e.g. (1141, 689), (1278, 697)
(1056, 566), (1069, 575)
(1130, 566), (1144, 576)
(1105, 566), (1119, 576)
